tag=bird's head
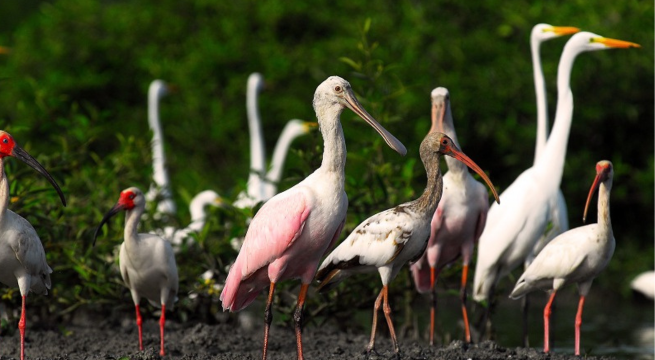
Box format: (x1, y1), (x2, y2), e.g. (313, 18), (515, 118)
(0, 130), (66, 206)
(568, 31), (640, 53)
(313, 76), (406, 155)
(430, 87), (451, 134)
(422, 132), (500, 204)
(248, 72), (265, 93)
(93, 187), (145, 246)
(301, 121), (318, 133)
(149, 79), (177, 99)
(583, 160), (614, 223)
(531, 24), (579, 43)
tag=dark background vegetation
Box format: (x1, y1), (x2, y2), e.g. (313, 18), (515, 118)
(0, 0), (652, 340)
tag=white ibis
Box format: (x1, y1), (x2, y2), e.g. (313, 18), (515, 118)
(0, 130), (66, 360)
(510, 160), (616, 356)
(94, 187), (179, 356)
(317, 131), (499, 356)
(145, 79), (176, 217)
(409, 87), (493, 344)
(473, 33), (639, 325)
(220, 76), (406, 360)
(162, 190), (225, 249)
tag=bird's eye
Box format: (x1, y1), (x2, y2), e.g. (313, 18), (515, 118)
(442, 139), (448, 145)
(129, 194), (135, 200)
(334, 85), (342, 93)
(2, 138), (7, 144)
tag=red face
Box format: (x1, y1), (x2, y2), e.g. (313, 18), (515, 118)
(118, 190), (137, 210)
(0, 132), (16, 158)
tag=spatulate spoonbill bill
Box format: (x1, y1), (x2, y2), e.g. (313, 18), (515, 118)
(94, 187), (178, 356)
(220, 76), (406, 360)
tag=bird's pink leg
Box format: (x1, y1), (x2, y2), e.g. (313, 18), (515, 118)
(366, 288), (384, 354)
(19, 295), (26, 360)
(382, 286), (400, 355)
(294, 284), (309, 360)
(575, 296), (585, 356)
(543, 291), (557, 353)
(262, 282), (276, 360)
(135, 304), (144, 351)
(460, 264), (471, 343)
(159, 304), (166, 356)
(429, 266), (437, 346)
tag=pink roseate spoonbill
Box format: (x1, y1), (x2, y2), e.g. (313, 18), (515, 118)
(220, 76), (406, 360)
(409, 87), (493, 345)
(316, 132), (499, 357)
(0, 130), (66, 360)
(94, 187), (178, 356)
(262, 120), (317, 200)
(145, 79), (177, 218)
(631, 271), (655, 300)
(473, 32), (639, 333)
(510, 160), (616, 356)
(520, 24), (578, 346)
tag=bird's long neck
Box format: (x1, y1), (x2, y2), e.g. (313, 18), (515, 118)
(440, 109), (468, 176)
(123, 206), (145, 243)
(187, 199), (209, 233)
(0, 158), (8, 223)
(409, 153), (443, 216)
(596, 180), (612, 234)
(318, 110), (347, 178)
(534, 43), (581, 190)
(531, 38), (549, 164)
(246, 80), (266, 202)
(148, 88), (170, 193)
(264, 123), (302, 198)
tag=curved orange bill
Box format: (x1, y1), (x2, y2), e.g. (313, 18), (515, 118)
(593, 37), (641, 49)
(446, 145), (500, 204)
(551, 26), (580, 36)
(430, 100), (447, 134)
(343, 89), (407, 156)
(583, 173), (603, 223)
(92, 203), (126, 246)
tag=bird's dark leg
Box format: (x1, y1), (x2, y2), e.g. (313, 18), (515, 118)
(159, 304), (166, 356)
(429, 266), (437, 346)
(574, 295), (585, 356)
(263, 282), (276, 360)
(543, 291), (557, 353)
(460, 264), (471, 343)
(135, 304), (144, 351)
(366, 288), (384, 355)
(522, 294), (530, 347)
(294, 284), (309, 360)
(382, 286), (400, 357)
(19, 295), (26, 360)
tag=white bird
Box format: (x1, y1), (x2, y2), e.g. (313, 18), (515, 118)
(317, 132), (499, 356)
(473, 33), (639, 317)
(94, 187), (179, 356)
(510, 160), (616, 356)
(631, 271), (655, 300)
(163, 190), (225, 249)
(409, 88), (493, 345)
(0, 130), (66, 360)
(145, 79), (176, 217)
(220, 76), (406, 360)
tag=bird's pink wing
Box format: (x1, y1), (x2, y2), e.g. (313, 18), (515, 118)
(221, 188), (311, 311)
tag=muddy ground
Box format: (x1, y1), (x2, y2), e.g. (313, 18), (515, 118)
(0, 317), (621, 360)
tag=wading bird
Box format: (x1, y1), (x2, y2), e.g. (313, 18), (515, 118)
(409, 88), (493, 344)
(473, 32), (639, 333)
(94, 187), (178, 356)
(165, 190), (225, 249)
(0, 131), (66, 360)
(510, 160), (616, 356)
(220, 76), (406, 360)
(317, 132), (499, 357)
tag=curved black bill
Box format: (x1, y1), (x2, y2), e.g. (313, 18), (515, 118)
(93, 203), (124, 246)
(12, 145), (66, 206)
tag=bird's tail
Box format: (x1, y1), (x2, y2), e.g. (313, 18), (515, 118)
(220, 263), (268, 312)
(509, 280), (529, 300)
(409, 257), (432, 294)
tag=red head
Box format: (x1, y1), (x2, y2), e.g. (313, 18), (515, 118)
(0, 131), (17, 158)
(93, 187), (144, 246)
(583, 160), (613, 223)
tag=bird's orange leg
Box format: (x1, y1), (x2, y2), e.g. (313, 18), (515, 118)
(574, 296), (586, 356)
(159, 304), (166, 356)
(429, 266), (437, 346)
(366, 288), (384, 354)
(460, 264), (471, 343)
(135, 304), (144, 351)
(294, 284), (309, 360)
(262, 282), (276, 360)
(543, 291), (557, 353)
(382, 285), (400, 355)
(19, 295), (26, 360)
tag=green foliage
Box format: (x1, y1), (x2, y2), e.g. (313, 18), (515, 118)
(0, 0), (651, 330)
